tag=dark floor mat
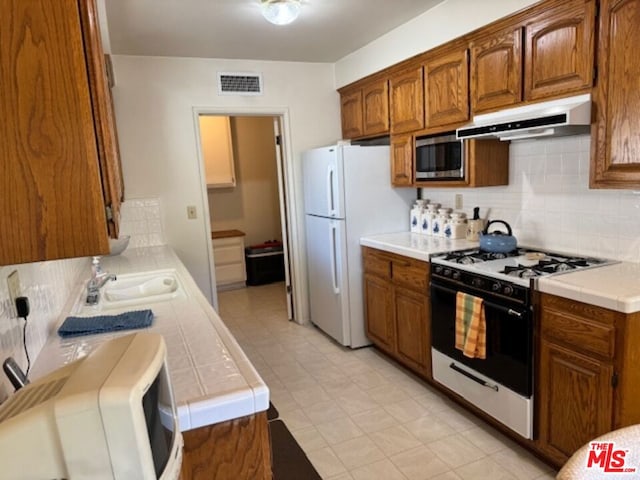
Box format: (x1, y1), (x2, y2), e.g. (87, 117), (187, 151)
(267, 401), (279, 421)
(269, 419), (321, 480)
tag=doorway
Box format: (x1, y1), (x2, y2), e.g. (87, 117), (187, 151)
(194, 109), (295, 320)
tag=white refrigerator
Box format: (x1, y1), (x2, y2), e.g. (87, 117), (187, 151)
(303, 144), (414, 348)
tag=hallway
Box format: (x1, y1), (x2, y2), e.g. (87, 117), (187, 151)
(218, 283), (556, 480)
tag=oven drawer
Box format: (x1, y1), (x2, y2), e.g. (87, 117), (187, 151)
(541, 294), (617, 359)
(432, 348), (533, 439)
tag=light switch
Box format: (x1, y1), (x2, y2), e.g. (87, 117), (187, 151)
(455, 194), (463, 210)
(187, 206), (197, 219)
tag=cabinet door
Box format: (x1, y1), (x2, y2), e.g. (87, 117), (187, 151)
(79, 1), (124, 238)
(471, 26), (523, 113)
(424, 48), (469, 127)
(0, 0), (110, 264)
(363, 79), (390, 136)
(390, 68), (424, 134)
(391, 135), (414, 186)
(200, 116), (236, 188)
(538, 340), (614, 465)
(590, 0), (640, 188)
(364, 273), (395, 353)
(340, 89), (364, 139)
(395, 287), (430, 376)
(524, 0), (596, 101)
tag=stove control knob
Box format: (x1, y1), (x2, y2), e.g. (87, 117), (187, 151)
(503, 285), (514, 296)
(443, 268), (452, 277)
(434, 265), (443, 274)
(471, 278), (484, 288)
(452, 271), (461, 280)
(491, 282), (501, 292)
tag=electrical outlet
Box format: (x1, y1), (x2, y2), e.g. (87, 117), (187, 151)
(455, 193), (463, 210)
(7, 270), (20, 318)
(187, 206), (197, 219)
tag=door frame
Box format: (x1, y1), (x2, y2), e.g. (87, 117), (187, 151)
(192, 106), (299, 320)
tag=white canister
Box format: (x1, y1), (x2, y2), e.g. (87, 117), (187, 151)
(433, 209), (450, 237)
(426, 203), (440, 214)
(410, 205), (422, 233)
(447, 212), (468, 239)
(420, 210), (434, 235)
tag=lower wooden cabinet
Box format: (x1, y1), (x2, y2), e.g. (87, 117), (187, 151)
(364, 273), (395, 352)
(181, 412), (272, 480)
(395, 286), (430, 375)
(363, 247), (431, 378)
(535, 293), (640, 467)
(537, 339), (613, 464)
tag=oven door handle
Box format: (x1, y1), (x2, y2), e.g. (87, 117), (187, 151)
(430, 282), (525, 318)
(449, 362), (499, 392)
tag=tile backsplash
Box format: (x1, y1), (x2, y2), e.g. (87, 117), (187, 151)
(421, 134), (640, 262)
(118, 197), (166, 248)
(0, 197), (166, 402)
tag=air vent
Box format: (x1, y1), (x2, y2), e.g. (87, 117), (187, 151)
(217, 72), (263, 96)
(0, 377), (67, 422)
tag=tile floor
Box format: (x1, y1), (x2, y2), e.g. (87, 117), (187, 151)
(219, 282), (558, 480)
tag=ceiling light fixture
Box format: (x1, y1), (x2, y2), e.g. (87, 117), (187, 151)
(260, 0), (301, 26)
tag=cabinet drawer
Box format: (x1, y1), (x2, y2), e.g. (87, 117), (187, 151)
(392, 258), (429, 292)
(215, 264), (246, 285)
(213, 244), (244, 265)
(363, 248), (392, 279)
(542, 310), (616, 359)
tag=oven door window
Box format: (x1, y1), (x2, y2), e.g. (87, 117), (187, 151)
(415, 141), (463, 179)
(430, 283), (532, 397)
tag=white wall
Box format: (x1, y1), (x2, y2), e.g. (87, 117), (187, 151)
(111, 55), (341, 318)
(334, 0), (539, 88)
(421, 135), (640, 263)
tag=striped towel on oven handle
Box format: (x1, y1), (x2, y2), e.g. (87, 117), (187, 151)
(455, 291), (487, 359)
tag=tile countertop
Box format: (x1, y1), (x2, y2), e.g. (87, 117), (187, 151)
(538, 262), (640, 314)
(360, 232), (479, 262)
(30, 245), (268, 432)
(361, 232), (640, 314)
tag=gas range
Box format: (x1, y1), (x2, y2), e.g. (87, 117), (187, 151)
(430, 247), (615, 288)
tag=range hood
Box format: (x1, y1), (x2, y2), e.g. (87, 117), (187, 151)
(456, 93), (591, 141)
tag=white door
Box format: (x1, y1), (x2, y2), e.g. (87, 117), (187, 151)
(272, 117), (294, 320)
(305, 214), (350, 345)
(302, 146), (345, 219)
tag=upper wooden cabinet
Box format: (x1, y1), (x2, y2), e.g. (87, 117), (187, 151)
(0, 0), (123, 265)
(524, 0), (596, 101)
(590, 0), (640, 188)
(470, 26), (523, 113)
(363, 80), (390, 136)
(424, 47), (470, 128)
(390, 135), (414, 186)
(340, 89), (364, 139)
(390, 67), (425, 134)
(339, 78), (390, 139)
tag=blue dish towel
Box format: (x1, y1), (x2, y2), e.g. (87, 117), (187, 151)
(58, 309), (154, 338)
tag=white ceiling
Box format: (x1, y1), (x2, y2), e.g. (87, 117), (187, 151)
(104, 0), (446, 62)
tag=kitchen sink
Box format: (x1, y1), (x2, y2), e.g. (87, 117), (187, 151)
(74, 269), (187, 315)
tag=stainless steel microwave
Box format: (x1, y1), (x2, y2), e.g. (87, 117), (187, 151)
(415, 133), (464, 180)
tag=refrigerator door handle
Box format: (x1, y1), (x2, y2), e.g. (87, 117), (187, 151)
(327, 165), (336, 217)
(330, 222), (340, 294)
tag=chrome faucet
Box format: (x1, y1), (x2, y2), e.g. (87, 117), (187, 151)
(86, 257), (116, 305)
